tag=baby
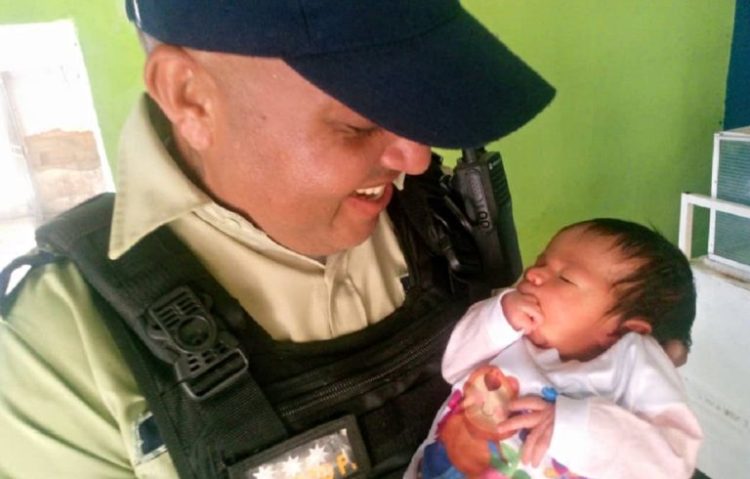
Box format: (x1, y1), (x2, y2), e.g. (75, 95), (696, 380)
(409, 218), (703, 479)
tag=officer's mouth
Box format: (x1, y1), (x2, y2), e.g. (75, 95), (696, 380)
(354, 184), (387, 200)
(345, 183), (394, 218)
(351, 173), (405, 200)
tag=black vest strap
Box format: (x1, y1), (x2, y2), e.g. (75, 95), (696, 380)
(0, 250), (58, 316)
(34, 193), (289, 478)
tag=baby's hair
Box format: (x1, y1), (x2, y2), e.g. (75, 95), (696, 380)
(563, 218), (696, 346)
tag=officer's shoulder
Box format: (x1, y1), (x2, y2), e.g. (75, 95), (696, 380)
(2, 259), (99, 339)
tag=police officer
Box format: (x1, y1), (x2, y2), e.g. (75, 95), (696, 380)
(1, 1), (560, 477)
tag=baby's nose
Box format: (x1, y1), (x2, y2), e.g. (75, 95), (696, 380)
(524, 267), (546, 286)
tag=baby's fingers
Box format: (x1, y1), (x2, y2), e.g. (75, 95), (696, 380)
(495, 410), (545, 434)
(521, 417), (554, 467)
(508, 396), (550, 412)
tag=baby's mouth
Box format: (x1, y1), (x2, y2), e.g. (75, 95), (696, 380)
(516, 281), (533, 295)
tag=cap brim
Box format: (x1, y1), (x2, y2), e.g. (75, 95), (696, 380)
(285, 9), (555, 148)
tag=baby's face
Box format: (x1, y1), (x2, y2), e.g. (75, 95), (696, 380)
(517, 225), (636, 360)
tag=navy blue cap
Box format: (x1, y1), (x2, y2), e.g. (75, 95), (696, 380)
(126, 0), (555, 148)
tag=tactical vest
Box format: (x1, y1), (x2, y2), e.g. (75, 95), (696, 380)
(0, 158), (506, 478)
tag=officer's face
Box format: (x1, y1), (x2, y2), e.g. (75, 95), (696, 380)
(197, 56), (431, 256)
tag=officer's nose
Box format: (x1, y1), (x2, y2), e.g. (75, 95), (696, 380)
(379, 133), (431, 175)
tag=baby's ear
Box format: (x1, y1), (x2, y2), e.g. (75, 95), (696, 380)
(620, 318), (652, 335)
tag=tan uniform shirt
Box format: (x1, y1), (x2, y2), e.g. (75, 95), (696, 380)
(0, 96), (408, 477)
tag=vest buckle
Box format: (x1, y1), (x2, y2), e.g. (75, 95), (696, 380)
(147, 286), (249, 400)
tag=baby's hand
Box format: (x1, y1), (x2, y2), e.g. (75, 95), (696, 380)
(501, 291), (543, 334)
(496, 395), (556, 467)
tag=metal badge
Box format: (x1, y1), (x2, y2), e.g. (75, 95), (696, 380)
(228, 415), (370, 479)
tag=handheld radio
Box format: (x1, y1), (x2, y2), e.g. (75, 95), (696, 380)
(450, 148), (523, 288)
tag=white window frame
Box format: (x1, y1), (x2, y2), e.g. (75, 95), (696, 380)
(0, 20), (112, 188)
(0, 20), (113, 273)
(679, 129), (750, 277)
(679, 192), (750, 270)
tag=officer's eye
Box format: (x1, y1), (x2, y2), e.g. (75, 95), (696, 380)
(560, 275), (575, 285)
(346, 124), (379, 137)
(334, 120), (379, 137)
(327, 119), (380, 140)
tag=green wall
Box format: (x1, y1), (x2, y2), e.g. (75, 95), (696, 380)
(464, 0), (734, 261)
(0, 1), (736, 264)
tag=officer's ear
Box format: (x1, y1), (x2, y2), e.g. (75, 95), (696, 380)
(144, 44), (217, 152)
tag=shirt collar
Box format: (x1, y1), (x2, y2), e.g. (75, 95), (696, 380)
(108, 95), (212, 259)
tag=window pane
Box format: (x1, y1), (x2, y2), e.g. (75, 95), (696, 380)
(0, 79), (35, 220)
(715, 212), (750, 265)
(715, 138), (750, 267)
